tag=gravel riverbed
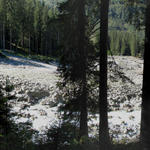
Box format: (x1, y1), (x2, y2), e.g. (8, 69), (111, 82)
(0, 52), (143, 143)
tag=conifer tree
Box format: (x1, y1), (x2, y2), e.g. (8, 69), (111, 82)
(140, 0), (150, 149)
(34, 1), (43, 54)
(0, 0), (7, 50)
(58, 0), (89, 139)
(99, 0), (111, 149)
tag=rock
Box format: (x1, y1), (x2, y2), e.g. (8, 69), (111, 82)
(0, 55), (143, 142)
(31, 115), (37, 120)
(27, 89), (50, 100)
(16, 93), (22, 98)
(20, 103), (30, 109)
(41, 98), (56, 107)
(39, 109), (47, 116)
(16, 94), (28, 102)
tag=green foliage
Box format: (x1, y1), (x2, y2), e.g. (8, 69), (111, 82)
(0, 0), (59, 56)
(109, 0), (145, 56)
(0, 80), (38, 150)
(0, 82), (11, 138)
(0, 0), (145, 57)
(70, 137), (99, 150)
(0, 51), (7, 58)
(0, 0), (146, 149)
(5, 79), (14, 92)
(45, 122), (79, 150)
(38, 120), (100, 150)
(3, 48), (57, 64)
(108, 30), (144, 56)
(0, 122), (38, 150)
(92, 0), (145, 57)
(123, 0), (146, 29)
(112, 142), (141, 150)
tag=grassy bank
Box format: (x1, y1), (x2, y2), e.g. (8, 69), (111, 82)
(1, 49), (57, 64)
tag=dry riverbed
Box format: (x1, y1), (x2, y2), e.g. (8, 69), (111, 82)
(0, 52), (143, 143)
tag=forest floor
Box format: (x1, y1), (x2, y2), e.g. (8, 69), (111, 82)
(0, 50), (143, 144)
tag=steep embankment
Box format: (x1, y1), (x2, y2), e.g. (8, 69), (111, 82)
(0, 51), (143, 142)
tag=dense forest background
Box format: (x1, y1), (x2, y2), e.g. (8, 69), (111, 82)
(0, 0), (145, 58)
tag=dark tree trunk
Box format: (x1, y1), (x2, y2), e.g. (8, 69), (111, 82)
(79, 80), (88, 138)
(57, 31), (60, 45)
(140, 1), (150, 150)
(10, 28), (12, 50)
(0, 24), (2, 48)
(45, 38), (48, 56)
(38, 31), (42, 54)
(33, 34), (36, 53)
(22, 31), (25, 50)
(3, 23), (5, 50)
(29, 32), (31, 55)
(50, 35), (52, 56)
(78, 0), (88, 138)
(36, 37), (39, 54)
(99, 0), (110, 149)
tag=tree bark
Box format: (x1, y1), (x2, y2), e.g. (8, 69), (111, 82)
(36, 37), (39, 54)
(45, 39), (47, 56)
(140, 1), (150, 150)
(33, 34), (36, 53)
(0, 24), (2, 48)
(10, 28), (12, 50)
(78, 0), (88, 138)
(99, 0), (110, 149)
(29, 32), (31, 55)
(22, 31), (25, 51)
(3, 23), (5, 50)
(38, 31), (42, 54)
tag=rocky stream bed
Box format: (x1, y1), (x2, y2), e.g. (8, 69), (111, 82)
(0, 52), (143, 143)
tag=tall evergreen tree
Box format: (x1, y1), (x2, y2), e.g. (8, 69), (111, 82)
(58, 0), (89, 138)
(26, 0), (34, 54)
(0, 0), (7, 50)
(99, 0), (111, 149)
(77, 0), (88, 138)
(140, 0), (150, 149)
(34, 1), (43, 54)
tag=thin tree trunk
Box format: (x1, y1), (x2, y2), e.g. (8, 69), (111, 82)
(99, 0), (110, 149)
(33, 34), (36, 53)
(39, 31), (41, 54)
(57, 31), (60, 45)
(22, 31), (25, 51)
(45, 39), (47, 56)
(140, 1), (150, 150)
(49, 34), (52, 55)
(78, 0), (88, 138)
(10, 28), (12, 50)
(0, 24), (2, 48)
(79, 78), (88, 138)
(3, 23), (5, 50)
(36, 38), (39, 54)
(29, 32), (31, 55)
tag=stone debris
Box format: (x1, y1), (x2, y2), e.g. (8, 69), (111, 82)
(0, 53), (143, 143)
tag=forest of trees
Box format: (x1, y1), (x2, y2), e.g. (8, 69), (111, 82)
(0, 0), (150, 150)
(0, 0), (60, 56)
(0, 0), (145, 57)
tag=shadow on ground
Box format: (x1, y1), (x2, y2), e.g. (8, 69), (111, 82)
(0, 51), (49, 68)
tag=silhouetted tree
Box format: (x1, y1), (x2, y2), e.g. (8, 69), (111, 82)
(140, 0), (150, 150)
(58, 0), (88, 139)
(99, 0), (111, 149)
(77, 0), (88, 138)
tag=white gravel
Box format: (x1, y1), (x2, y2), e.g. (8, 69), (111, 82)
(0, 51), (143, 143)
(0, 52), (57, 86)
